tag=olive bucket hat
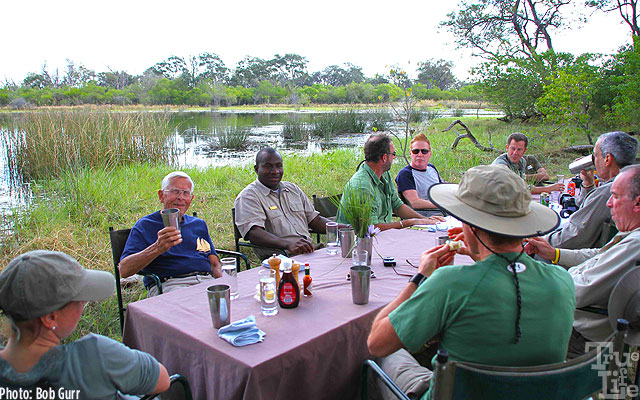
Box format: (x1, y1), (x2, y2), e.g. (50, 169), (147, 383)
(428, 165), (559, 238)
(0, 250), (115, 321)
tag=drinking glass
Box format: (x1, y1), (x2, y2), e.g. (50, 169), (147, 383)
(259, 269), (278, 316)
(220, 257), (238, 300)
(161, 208), (180, 232)
(352, 249), (368, 268)
(326, 222), (339, 255)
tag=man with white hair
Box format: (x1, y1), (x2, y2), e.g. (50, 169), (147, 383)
(545, 131), (638, 249)
(527, 164), (640, 358)
(119, 171), (221, 296)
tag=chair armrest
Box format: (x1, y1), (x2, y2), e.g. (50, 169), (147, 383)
(238, 241), (289, 257)
(140, 373), (193, 400)
(361, 359), (410, 400)
(137, 271), (163, 295)
(217, 249), (251, 271)
(577, 306), (609, 316)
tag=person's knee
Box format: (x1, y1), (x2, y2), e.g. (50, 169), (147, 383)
(376, 349), (432, 399)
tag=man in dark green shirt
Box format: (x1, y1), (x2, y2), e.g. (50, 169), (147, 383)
(336, 134), (443, 231)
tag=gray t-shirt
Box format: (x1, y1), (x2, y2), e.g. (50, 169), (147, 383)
(0, 333), (159, 400)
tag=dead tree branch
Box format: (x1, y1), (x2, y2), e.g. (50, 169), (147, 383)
(443, 120), (499, 152)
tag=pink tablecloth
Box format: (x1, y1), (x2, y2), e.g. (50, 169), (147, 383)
(122, 228), (472, 400)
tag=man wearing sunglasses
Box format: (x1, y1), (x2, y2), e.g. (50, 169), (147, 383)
(395, 133), (444, 218)
(337, 134), (444, 230)
(119, 171), (222, 296)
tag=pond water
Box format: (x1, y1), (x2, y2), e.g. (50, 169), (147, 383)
(0, 108), (503, 218)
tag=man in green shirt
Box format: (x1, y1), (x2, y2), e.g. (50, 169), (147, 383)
(336, 134), (443, 231)
(367, 165), (575, 400)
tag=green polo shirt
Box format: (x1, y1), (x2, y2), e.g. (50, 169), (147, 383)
(336, 163), (404, 225)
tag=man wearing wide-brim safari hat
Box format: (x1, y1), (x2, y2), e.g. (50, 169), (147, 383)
(367, 165), (576, 400)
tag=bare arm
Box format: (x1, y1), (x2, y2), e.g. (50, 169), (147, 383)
(526, 167), (550, 183)
(368, 245), (454, 356)
(209, 254), (222, 278)
(402, 189), (438, 209)
(246, 226), (314, 255)
(149, 362), (171, 394)
(118, 227), (182, 278)
(531, 182), (564, 195)
(374, 204), (445, 232)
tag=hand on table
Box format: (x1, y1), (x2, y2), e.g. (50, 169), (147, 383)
(524, 236), (556, 260)
(287, 238), (315, 255)
(546, 182), (565, 192)
(418, 244), (456, 278)
(405, 216), (446, 227)
(155, 227), (182, 253)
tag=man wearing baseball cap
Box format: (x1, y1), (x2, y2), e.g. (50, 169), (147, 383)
(367, 165), (576, 400)
(0, 250), (170, 397)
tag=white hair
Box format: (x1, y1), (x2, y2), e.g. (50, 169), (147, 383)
(161, 171), (194, 192)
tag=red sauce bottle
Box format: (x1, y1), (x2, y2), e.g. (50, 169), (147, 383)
(278, 260), (300, 309)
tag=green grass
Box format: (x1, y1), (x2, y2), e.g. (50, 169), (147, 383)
(0, 116), (588, 342)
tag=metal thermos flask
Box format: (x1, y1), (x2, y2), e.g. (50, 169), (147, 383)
(568, 155), (595, 175)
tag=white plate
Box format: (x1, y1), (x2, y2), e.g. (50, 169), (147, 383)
(261, 254), (293, 268)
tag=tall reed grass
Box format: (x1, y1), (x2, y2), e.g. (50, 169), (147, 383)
(281, 115), (310, 141)
(214, 124), (250, 149)
(311, 110), (368, 139)
(4, 110), (174, 181)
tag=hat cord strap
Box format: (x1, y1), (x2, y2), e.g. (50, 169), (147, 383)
(471, 228), (525, 344)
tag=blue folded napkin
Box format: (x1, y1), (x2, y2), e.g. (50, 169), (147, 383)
(218, 315), (266, 347)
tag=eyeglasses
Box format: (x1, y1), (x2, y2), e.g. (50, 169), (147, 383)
(387, 152), (396, 157)
(165, 188), (192, 197)
(411, 149), (431, 155)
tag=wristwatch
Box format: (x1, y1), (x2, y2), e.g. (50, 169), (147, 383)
(409, 273), (427, 286)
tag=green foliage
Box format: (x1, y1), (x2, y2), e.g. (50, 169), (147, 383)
(536, 56), (600, 137)
(331, 186), (373, 239)
(603, 40), (640, 129)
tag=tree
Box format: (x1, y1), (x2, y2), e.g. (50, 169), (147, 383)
(151, 56), (187, 80)
(313, 63), (365, 86)
(441, 0), (572, 63)
(536, 55), (600, 143)
(97, 69), (136, 90)
(231, 56), (275, 87)
(586, 0), (639, 40)
(62, 59), (95, 88)
(271, 53), (308, 86)
(416, 59), (459, 90)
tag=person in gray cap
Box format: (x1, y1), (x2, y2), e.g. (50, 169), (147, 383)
(367, 165), (575, 400)
(0, 250), (170, 397)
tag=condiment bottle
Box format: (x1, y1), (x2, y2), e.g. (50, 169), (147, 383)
(303, 263), (312, 297)
(292, 262), (301, 285)
(278, 259), (300, 309)
(268, 254), (281, 287)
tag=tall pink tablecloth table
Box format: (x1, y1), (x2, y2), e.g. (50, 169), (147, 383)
(122, 228), (472, 400)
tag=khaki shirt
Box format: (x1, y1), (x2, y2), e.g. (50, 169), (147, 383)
(234, 179), (319, 242)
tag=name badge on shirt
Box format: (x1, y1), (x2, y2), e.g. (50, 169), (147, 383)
(269, 206), (278, 210)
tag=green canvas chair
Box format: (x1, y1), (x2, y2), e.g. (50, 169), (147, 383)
(362, 320), (629, 400)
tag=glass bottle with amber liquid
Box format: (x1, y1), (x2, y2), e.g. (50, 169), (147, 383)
(278, 260), (300, 309)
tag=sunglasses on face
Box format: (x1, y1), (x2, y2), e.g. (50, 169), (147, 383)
(411, 149), (431, 155)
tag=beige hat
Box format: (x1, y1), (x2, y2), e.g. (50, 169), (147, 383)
(608, 266), (640, 345)
(0, 250), (115, 321)
(428, 165), (559, 238)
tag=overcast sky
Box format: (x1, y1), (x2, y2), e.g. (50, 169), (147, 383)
(2, 0), (633, 84)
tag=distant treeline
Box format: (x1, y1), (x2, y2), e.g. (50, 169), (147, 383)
(0, 80), (479, 108)
(0, 54), (477, 108)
